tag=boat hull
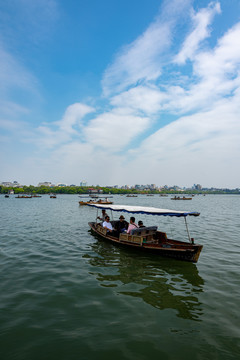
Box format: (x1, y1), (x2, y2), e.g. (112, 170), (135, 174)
(80, 201), (113, 205)
(88, 222), (203, 263)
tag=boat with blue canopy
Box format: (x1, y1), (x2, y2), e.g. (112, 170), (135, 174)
(87, 204), (203, 263)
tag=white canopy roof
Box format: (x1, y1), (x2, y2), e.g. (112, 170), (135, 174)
(87, 204), (200, 217)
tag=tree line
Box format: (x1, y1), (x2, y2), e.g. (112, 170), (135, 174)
(0, 185), (239, 195)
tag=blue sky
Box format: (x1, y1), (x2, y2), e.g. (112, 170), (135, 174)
(1, 0), (240, 188)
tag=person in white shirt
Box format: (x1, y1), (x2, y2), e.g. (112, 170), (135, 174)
(102, 216), (113, 233)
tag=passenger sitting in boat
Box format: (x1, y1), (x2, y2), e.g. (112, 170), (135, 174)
(115, 215), (128, 234)
(138, 220), (145, 228)
(102, 216), (114, 233)
(127, 216), (138, 234)
(97, 209), (108, 222)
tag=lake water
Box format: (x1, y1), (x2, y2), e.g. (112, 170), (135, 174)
(0, 194), (239, 360)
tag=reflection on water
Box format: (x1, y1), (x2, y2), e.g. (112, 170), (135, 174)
(83, 235), (204, 321)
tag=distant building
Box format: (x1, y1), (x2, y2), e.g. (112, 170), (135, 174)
(193, 184), (202, 190)
(80, 181), (87, 187)
(1, 182), (13, 187)
(88, 188), (98, 194)
(1, 181), (20, 187)
(38, 182), (53, 187)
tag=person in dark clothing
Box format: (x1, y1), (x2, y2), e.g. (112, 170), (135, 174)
(115, 215), (128, 234)
(138, 220), (145, 228)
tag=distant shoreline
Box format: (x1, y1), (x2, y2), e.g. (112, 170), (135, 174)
(1, 185), (239, 195)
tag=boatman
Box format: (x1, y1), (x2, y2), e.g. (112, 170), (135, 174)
(97, 209), (108, 222)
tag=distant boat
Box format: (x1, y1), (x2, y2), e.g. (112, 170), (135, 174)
(5, 194), (9, 198)
(32, 195), (42, 198)
(126, 195), (138, 197)
(50, 194), (57, 198)
(171, 196), (192, 200)
(15, 195), (32, 198)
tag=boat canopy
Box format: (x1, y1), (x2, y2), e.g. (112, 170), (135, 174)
(87, 204), (200, 217)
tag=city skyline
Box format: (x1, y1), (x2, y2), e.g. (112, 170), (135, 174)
(1, 180), (239, 191)
(1, 1), (240, 188)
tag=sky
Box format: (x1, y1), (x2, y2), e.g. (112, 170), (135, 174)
(0, 0), (240, 188)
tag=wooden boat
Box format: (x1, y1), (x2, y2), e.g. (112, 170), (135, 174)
(171, 196), (192, 200)
(79, 199), (113, 206)
(79, 200), (97, 205)
(15, 195), (32, 198)
(88, 204), (203, 263)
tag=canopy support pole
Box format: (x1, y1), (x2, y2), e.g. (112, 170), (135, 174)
(95, 208), (99, 224)
(184, 217), (191, 243)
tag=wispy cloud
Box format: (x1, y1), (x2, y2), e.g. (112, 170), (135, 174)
(175, 1), (221, 64)
(34, 103), (95, 149)
(0, 41), (38, 97)
(0, 0), (59, 123)
(55, 103), (95, 134)
(0, 0), (59, 45)
(102, 0), (192, 96)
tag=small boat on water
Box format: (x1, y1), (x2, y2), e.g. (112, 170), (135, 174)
(50, 194), (57, 198)
(126, 195), (138, 197)
(88, 204), (203, 263)
(5, 194), (9, 198)
(15, 195), (32, 198)
(79, 198), (113, 206)
(171, 196), (192, 200)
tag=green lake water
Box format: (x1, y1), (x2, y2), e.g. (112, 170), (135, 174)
(0, 194), (239, 359)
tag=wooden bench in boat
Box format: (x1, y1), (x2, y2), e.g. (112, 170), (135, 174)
(96, 223), (108, 236)
(130, 226), (158, 236)
(119, 226), (158, 246)
(95, 223), (166, 246)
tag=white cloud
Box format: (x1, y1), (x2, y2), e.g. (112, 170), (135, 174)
(175, 1), (221, 64)
(102, 0), (192, 96)
(84, 111), (150, 151)
(55, 103), (95, 134)
(194, 22), (240, 80)
(110, 85), (167, 116)
(101, 23), (168, 97)
(122, 88), (240, 187)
